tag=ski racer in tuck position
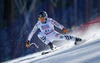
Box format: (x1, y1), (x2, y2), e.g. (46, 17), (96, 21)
(26, 11), (82, 50)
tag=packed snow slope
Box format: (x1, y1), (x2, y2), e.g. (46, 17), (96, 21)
(4, 20), (100, 63)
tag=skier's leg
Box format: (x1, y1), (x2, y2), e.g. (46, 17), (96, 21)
(37, 32), (55, 50)
(64, 35), (75, 40)
(64, 35), (82, 45)
(53, 32), (82, 45)
(37, 32), (50, 44)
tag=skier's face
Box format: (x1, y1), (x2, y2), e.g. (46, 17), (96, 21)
(38, 17), (46, 23)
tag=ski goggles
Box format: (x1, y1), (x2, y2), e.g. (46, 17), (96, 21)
(38, 17), (46, 21)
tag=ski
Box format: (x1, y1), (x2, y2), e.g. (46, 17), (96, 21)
(41, 44), (69, 55)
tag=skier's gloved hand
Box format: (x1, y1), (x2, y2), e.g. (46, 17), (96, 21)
(62, 28), (69, 33)
(26, 40), (30, 48)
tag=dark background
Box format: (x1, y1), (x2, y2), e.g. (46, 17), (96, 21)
(0, 0), (100, 62)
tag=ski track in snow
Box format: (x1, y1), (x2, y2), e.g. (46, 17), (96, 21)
(4, 25), (100, 63)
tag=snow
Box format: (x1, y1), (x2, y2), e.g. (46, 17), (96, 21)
(4, 24), (100, 63)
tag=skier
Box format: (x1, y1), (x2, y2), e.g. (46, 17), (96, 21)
(26, 11), (82, 50)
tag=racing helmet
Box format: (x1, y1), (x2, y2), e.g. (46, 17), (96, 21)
(38, 11), (48, 18)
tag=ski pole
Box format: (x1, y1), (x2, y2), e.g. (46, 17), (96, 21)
(30, 43), (39, 48)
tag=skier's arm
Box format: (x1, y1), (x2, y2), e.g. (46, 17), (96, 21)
(51, 19), (69, 33)
(51, 19), (64, 30)
(27, 24), (38, 41)
(26, 24), (38, 48)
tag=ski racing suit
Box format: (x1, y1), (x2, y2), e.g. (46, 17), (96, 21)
(27, 18), (76, 45)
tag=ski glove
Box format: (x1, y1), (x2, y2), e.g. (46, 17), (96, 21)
(62, 28), (69, 33)
(26, 40), (30, 48)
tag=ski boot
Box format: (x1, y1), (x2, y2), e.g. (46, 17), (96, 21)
(48, 42), (56, 50)
(74, 38), (82, 45)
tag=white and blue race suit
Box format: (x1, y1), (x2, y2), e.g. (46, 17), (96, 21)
(27, 18), (76, 45)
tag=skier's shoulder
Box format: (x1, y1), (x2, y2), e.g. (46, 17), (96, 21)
(47, 18), (53, 21)
(47, 18), (54, 23)
(35, 20), (41, 26)
(37, 20), (41, 24)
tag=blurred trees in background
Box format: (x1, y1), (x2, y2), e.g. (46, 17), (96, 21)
(0, 0), (100, 62)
